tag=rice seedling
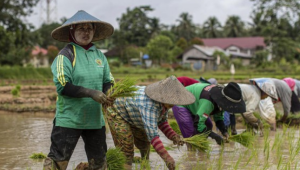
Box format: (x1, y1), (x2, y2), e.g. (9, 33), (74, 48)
(262, 162), (269, 170)
(294, 162), (298, 170)
(106, 78), (138, 98)
(217, 145), (224, 170)
(183, 132), (211, 153)
(233, 153), (242, 170)
(263, 129), (270, 154)
(272, 131), (281, 151)
(228, 131), (255, 147)
(277, 155), (283, 169)
(106, 147), (126, 170)
(245, 147), (257, 166)
(29, 152), (46, 159)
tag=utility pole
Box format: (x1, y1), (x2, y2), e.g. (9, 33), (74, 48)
(39, 0), (57, 25)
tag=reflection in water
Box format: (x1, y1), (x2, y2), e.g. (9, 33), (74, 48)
(1, 111), (300, 170)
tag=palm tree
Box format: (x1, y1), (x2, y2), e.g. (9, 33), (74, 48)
(224, 15), (245, 37)
(202, 16), (222, 38)
(173, 12), (196, 41)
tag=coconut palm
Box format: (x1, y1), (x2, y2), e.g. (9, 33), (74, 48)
(173, 12), (196, 41)
(224, 15), (245, 37)
(202, 16), (222, 38)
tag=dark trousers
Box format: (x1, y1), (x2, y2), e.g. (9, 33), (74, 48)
(48, 119), (107, 169)
(230, 113), (236, 126)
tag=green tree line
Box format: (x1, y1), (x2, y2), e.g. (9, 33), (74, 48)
(1, 0), (300, 67)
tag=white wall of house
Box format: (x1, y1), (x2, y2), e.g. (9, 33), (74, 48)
(226, 46), (240, 53)
(182, 48), (210, 63)
(29, 56), (49, 68)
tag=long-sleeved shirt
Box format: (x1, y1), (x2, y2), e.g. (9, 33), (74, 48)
(179, 83), (223, 133)
(51, 42), (113, 129)
(111, 86), (168, 141)
(239, 84), (261, 114)
(271, 78), (292, 116)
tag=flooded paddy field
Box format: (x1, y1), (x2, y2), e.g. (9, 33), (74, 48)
(2, 111), (300, 170)
(1, 86), (300, 170)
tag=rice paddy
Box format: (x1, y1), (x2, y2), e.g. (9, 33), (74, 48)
(3, 113), (300, 169)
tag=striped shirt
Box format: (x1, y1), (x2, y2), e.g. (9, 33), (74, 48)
(112, 86), (168, 141)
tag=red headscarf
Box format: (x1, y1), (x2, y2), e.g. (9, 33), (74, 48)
(69, 24), (94, 50)
(177, 76), (199, 87)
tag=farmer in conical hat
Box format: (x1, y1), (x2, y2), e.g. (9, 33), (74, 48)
(172, 82), (246, 145)
(229, 79), (278, 133)
(106, 76), (195, 170)
(43, 10), (114, 170)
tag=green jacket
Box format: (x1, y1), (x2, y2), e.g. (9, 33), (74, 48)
(180, 83), (224, 132)
(51, 42), (114, 129)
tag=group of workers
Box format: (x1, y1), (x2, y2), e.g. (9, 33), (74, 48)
(42, 10), (299, 170)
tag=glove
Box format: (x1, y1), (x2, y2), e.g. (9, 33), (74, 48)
(171, 134), (184, 146)
(209, 131), (224, 145)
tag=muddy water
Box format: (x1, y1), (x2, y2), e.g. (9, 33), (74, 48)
(1, 110), (300, 169)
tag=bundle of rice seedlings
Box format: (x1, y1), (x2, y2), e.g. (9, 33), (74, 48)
(228, 131), (255, 147)
(29, 152), (46, 159)
(183, 132), (211, 152)
(169, 120), (182, 135)
(107, 147), (126, 170)
(106, 78), (138, 99)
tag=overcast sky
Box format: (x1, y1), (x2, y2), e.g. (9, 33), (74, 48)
(26, 0), (255, 29)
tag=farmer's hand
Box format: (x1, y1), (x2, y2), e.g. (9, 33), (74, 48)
(165, 157), (175, 170)
(222, 132), (229, 143)
(171, 134), (184, 146)
(209, 132), (224, 145)
(90, 90), (109, 104)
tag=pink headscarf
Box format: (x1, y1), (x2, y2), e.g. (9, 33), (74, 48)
(283, 78), (295, 91)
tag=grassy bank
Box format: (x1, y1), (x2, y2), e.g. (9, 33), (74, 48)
(0, 65), (299, 86)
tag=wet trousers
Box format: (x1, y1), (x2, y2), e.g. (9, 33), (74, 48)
(45, 119), (107, 170)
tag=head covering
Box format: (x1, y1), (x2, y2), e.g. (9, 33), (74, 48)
(51, 10), (114, 42)
(199, 77), (210, 84)
(199, 77), (218, 85)
(249, 78), (278, 100)
(283, 78), (295, 91)
(209, 82), (246, 113)
(208, 78), (218, 85)
(145, 76), (196, 105)
(177, 76), (199, 87)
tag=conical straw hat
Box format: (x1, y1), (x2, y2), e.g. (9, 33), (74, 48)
(145, 76), (195, 105)
(51, 10), (114, 42)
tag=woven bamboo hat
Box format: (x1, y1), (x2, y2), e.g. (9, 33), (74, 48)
(51, 10), (114, 42)
(145, 76), (195, 105)
(249, 78), (278, 100)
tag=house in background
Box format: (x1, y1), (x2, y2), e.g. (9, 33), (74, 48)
(202, 37), (266, 65)
(177, 37), (267, 71)
(177, 45), (227, 71)
(29, 46), (49, 67)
